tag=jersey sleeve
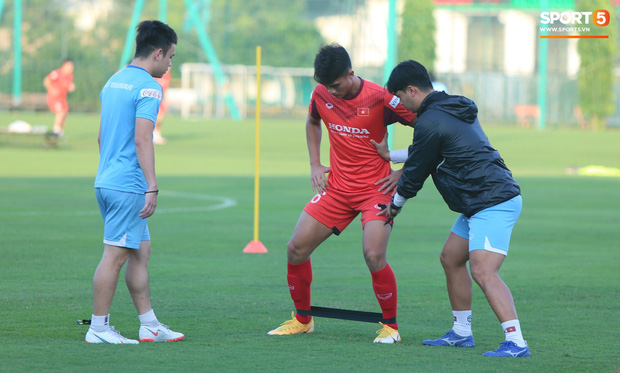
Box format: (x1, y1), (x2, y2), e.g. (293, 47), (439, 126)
(48, 70), (60, 82)
(308, 89), (321, 120)
(135, 82), (163, 123)
(383, 91), (416, 127)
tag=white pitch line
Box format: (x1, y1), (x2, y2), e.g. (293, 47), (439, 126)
(157, 191), (237, 214)
(1, 191), (237, 217)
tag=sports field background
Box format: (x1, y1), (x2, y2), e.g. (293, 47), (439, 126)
(0, 112), (619, 372)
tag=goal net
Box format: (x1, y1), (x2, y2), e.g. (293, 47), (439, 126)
(167, 63), (316, 119)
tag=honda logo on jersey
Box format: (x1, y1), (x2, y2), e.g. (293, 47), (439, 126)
(327, 122), (370, 137)
(357, 107), (369, 116)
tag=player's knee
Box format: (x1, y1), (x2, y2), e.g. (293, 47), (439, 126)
(363, 251), (386, 272)
(286, 240), (309, 263)
(286, 239), (298, 254)
(439, 251), (450, 268)
(101, 253), (128, 272)
(440, 251), (463, 271)
(470, 265), (496, 289)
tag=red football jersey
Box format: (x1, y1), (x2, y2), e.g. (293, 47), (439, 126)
(309, 78), (415, 192)
(46, 68), (74, 99)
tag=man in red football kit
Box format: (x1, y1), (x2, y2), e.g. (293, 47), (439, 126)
(43, 59), (75, 136)
(268, 44), (415, 343)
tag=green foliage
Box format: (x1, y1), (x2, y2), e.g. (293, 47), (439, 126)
(576, 0), (618, 129)
(64, 6), (128, 110)
(398, 0), (436, 69)
(0, 1), (73, 94)
(1, 1), (140, 109)
(0, 0), (323, 112)
(208, 0), (324, 67)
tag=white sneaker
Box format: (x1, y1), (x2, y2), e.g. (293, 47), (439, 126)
(139, 323), (185, 342)
(85, 326), (139, 344)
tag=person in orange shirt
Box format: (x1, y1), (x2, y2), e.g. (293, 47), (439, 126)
(153, 68), (171, 144)
(43, 59), (75, 136)
(267, 44), (416, 343)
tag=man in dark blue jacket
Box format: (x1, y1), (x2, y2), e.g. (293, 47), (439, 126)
(377, 60), (530, 357)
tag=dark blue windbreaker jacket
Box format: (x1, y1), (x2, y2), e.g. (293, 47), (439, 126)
(397, 91), (520, 217)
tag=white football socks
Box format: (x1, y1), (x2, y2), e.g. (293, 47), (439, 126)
(452, 310), (472, 337)
(91, 314), (110, 333)
(138, 309), (160, 327)
(501, 319), (526, 347)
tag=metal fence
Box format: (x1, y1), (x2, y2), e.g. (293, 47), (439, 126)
(163, 62), (611, 128)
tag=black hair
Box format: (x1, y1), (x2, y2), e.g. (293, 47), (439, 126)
(313, 43), (352, 85)
(134, 20), (178, 59)
(386, 60), (434, 93)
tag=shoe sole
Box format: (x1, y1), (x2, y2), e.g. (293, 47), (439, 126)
(268, 323), (314, 335)
(140, 335), (185, 342)
(423, 342), (475, 347)
(483, 350), (530, 357)
(423, 339), (475, 347)
(374, 336), (401, 343)
(85, 335), (139, 344)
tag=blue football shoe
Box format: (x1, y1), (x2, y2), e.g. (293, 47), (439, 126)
(483, 341), (531, 357)
(422, 330), (475, 347)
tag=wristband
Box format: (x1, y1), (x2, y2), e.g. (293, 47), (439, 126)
(145, 190), (159, 195)
(392, 191), (407, 208)
(389, 149), (409, 164)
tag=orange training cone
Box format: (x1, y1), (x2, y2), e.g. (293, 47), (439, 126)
(243, 240), (268, 254)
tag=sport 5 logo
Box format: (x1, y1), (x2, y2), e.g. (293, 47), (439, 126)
(540, 10), (610, 27)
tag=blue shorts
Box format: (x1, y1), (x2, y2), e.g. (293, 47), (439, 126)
(95, 188), (150, 249)
(450, 195), (522, 256)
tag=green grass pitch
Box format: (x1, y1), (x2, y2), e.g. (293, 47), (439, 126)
(0, 111), (619, 372)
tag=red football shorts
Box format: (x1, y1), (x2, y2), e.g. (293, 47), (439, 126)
(303, 186), (392, 235)
(47, 97), (68, 114)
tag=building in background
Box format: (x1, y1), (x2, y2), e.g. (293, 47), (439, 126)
(310, 0), (619, 126)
